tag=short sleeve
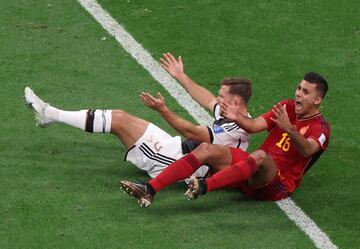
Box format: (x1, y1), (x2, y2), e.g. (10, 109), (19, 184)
(307, 123), (330, 150)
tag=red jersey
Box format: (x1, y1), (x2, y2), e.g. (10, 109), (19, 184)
(259, 99), (330, 193)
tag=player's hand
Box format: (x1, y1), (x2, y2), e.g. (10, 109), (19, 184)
(160, 52), (184, 79)
(270, 104), (293, 131)
(140, 92), (167, 112)
(220, 102), (241, 122)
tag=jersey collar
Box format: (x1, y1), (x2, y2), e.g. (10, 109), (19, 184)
(297, 112), (322, 121)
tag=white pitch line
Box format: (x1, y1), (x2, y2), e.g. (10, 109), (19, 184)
(276, 199), (337, 249)
(77, 1), (338, 248)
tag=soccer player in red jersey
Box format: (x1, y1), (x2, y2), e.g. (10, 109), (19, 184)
(121, 72), (330, 207)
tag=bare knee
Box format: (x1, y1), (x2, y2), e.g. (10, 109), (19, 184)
(192, 143), (231, 166)
(249, 150), (268, 166)
(110, 110), (149, 148)
(192, 142), (212, 159)
(112, 110), (129, 122)
(111, 110), (129, 132)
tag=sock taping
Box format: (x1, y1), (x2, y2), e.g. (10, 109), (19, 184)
(86, 110), (112, 133)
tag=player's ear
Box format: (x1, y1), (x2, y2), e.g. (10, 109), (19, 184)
(232, 96), (242, 106)
(314, 96), (322, 106)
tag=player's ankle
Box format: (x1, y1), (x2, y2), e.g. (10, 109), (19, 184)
(44, 105), (59, 122)
(146, 183), (156, 196)
(199, 177), (207, 195)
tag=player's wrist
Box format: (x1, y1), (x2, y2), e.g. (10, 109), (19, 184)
(176, 72), (188, 82)
(286, 126), (297, 135)
(158, 105), (170, 114)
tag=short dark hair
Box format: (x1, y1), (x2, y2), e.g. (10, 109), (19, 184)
(304, 72), (328, 98)
(221, 77), (252, 104)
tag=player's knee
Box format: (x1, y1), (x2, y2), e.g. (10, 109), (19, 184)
(193, 143), (223, 164)
(192, 142), (212, 159)
(112, 110), (128, 122)
(110, 110), (130, 133)
(250, 150), (268, 165)
(196, 142), (211, 153)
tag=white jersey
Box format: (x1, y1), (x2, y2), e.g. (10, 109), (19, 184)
(208, 104), (250, 151)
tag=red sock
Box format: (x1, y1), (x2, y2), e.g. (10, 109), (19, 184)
(148, 152), (201, 193)
(206, 156), (257, 192)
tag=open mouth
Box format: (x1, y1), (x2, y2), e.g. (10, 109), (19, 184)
(295, 100), (302, 111)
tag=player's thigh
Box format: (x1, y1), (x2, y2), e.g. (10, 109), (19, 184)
(192, 143), (232, 169)
(111, 110), (149, 148)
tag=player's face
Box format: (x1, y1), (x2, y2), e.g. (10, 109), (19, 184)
(217, 85), (235, 115)
(295, 80), (322, 118)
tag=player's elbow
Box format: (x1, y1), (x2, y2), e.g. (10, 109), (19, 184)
(244, 125), (262, 134)
(300, 148), (315, 158)
(241, 117), (267, 134)
(180, 127), (197, 140)
(184, 131), (203, 142)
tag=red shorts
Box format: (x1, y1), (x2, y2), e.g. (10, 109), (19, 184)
(229, 148), (290, 201)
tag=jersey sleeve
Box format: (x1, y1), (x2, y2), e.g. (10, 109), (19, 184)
(306, 122), (330, 150)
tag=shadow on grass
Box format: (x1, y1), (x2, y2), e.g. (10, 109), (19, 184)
(57, 165), (279, 217)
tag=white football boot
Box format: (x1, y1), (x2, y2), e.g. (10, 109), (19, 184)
(24, 87), (52, 127)
(185, 176), (207, 200)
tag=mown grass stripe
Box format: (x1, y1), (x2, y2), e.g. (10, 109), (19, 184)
(77, 0), (213, 127)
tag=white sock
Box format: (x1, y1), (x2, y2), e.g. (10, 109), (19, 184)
(58, 110), (87, 130)
(45, 106), (112, 133)
(44, 105), (60, 122)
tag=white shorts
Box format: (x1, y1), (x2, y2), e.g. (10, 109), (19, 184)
(125, 123), (209, 181)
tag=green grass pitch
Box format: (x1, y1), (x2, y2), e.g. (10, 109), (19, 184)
(1, 0), (359, 248)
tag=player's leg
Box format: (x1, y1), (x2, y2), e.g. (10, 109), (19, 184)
(191, 143), (233, 172)
(206, 149), (277, 192)
(24, 87), (111, 131)
(147, 143), (231, 192)
(24, 87), (148, 150)
(186, 149), (277, 199)
(110, 110), (149, 149)
(120, 143), (232, 207)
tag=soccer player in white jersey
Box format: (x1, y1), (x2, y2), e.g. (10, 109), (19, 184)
(24, 52), (252, 180)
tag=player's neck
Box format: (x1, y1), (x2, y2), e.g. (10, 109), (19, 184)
(238, 106), (249, 117)
(297, 109), (321, 120)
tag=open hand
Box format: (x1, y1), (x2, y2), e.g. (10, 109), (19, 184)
(220, 102), (241, 122)
(140, 92), (167, 112)
(270, 104), (293, 131)
(160, 52), (184, 79)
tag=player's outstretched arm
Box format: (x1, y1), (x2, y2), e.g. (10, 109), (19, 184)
(140, 92), (211, 142)
(220, 101), (268, 133)
(160, 52), (217, 112)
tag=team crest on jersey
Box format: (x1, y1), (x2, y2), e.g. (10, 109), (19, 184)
(213, 126), (225, 134)
(299, 126), (309, 136)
